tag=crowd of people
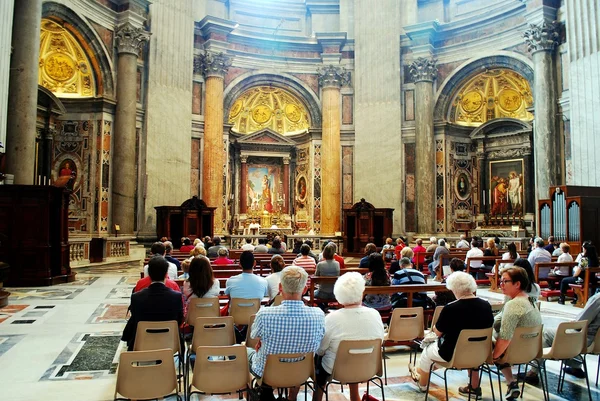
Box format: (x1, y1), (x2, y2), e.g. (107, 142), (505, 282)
(122, 234), (600, 401)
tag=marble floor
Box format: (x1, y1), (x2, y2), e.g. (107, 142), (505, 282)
(0, 264), (599, 401)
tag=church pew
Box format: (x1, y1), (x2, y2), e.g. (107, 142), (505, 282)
(465, 256), (501, 284)
(413, 252), (434, 273)
(568, 267), (600, 308)
(487, 259), (515, 292)
(534, 261), (578, 301)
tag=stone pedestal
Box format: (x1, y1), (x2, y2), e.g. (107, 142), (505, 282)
(318, 66), (349, 235)
(5, 0), (42, 184)
(524, 21), (560, 201)
(112, 23), (149, 235)
(199, 52), (231, 233)
(410, 57), (437, 234)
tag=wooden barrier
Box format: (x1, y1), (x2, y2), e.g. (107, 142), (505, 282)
(465, 256), (500, 284)
(568, 267), (600, 308)
(534, 262), (578, 301)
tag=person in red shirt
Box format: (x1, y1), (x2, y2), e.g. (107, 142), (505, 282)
(213, 247), (234, 265)
(412, 238), (427, 269)
(179, 237), (195, 253)
(134, 274), (181, 293)
(394, 237), (406, 260)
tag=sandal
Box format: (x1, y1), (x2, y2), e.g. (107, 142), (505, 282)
(408, 363), (421, 382)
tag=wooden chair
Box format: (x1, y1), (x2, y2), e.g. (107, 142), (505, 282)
(133, 320), (183, 390)
(114, 349), (180, 401)
(541, 320), (592, 400)
(188, 345), (249, 399)
(257, 352), (315, 401)
(382, 307), (424, 384)
(323, 339), (385, 401)
(186, 297), (220, 326)
(569, 267), (600, 308)
(229, 298), (261, 325)
(425, 328), (494, 401)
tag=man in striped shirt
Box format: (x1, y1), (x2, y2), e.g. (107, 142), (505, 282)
(293, 244), (317, 271)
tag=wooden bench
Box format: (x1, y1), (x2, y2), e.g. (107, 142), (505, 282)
(414, 252), (434, 273)
(487, 259), (515, 292)
(568, 267), (600, 308)
(465, 256), (500, 284)
(534, 262), (578, 301)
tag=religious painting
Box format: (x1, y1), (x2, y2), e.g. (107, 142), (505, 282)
(296, 175), (307, 204)
(489, 159), (524, 215)
(58, 158), (77, 179)
(247, 165), (282, 214)
(454, 170), (471, 200)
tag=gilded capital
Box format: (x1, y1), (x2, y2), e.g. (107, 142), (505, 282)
(197, 52), (232, 79)
(317, 65), (351, 89)
(115, 23), (150, 56)
(524, 21), (560, 54)
(409, 57), (437, 83)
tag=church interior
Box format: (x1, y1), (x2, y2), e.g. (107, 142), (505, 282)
(1, 0), (600, 400)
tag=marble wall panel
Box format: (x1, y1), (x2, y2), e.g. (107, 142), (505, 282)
(342, 95), (353, 125)
(292, 73), (319, 96)
(192, 82), (202, 114)
(89, 21), (113, 55)
(404, 90), (415, 121)
(342, 146), (353, 208)
(224, 67), (250, 88)
(405, 143), (416, 232)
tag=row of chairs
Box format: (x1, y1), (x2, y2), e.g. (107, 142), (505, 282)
(383, 306), (599, 401)
(114, 314), (385, 401)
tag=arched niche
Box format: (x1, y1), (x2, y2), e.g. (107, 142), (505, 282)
(434, 53), (534, 122)
(224, 72), (321, 128)
(42, 2), (115, 97)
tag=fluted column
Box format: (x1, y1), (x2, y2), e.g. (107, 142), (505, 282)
(5, 0), (42, 184)
(112, 23), (149, 235)
(199, 52), (231, 233)
(240, 155), (248, 214)
(318, 66), (349, 235)
(283, 157), (290, 214)
(410, 57), (437, 234)
(524, 21), (560, 200)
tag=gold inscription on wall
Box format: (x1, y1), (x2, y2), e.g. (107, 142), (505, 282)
(228, 86), (310, 135)
(453, 69), (533, 127)
(38, 19), (96, 98)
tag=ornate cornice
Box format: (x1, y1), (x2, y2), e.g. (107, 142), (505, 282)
(115, 23), (149, 56)
(317, 65), (351, 89)
(409, 57), (438, 83)
(524, 21), (560, 54)
(196, 52), (232, 79)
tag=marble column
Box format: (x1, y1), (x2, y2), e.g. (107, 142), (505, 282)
(283, 157), (290, 214)
(5, 0), (42, 184)
(199, 52), (231, 233)
(240, 156), (248, 214)
(112, 23), (149, 235)
(524, 21), (560, 201)
(410, 57), (438, 234)
(318, 65), (349, 235)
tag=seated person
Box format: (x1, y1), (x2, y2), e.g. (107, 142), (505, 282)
(391, 259), (427, 308)
(465, 237), (484, 278)
(428, 239), (449, 279)
(556, 242), (573, 262)
(267, 238), (285, 255)
(482, 238), (500, 271)
(183, 256), (220, 319)
(143, 242), (178, 280)
(362, 253), (392, 311)
(266, 255), (285, 300)
(254, 238), (269, 253)
(164, 241), (181, 270)
(412, 238), (427, 269)
(213, 247), (234, 265)
(207, 236), (226, 258)
(122, 256), (184, 351)
(434, 258), (466, 306)
(178, 259), (190, 279)
(225, 251), (268, 300)
(241, 238), (255, 251)
(180, 237), (195, 253)
(394, 237), (406, 260)
(381, 237), (395, 262)
(293, 244), (317, 270)
(389, 248), (414, 275)
(248, 266), (325, 401)
(314, 243), (341, 300)
(314, 272), (384, 401)
(358, 243), (377, 269)
(465, 266), (541, 399)
(411, 272), (493, 395)
(559, 242), (599, 305)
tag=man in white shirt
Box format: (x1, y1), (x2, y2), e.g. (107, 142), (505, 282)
(527, 237), (552, 268)
(143, 242), (178, 280)
(241, 238), (255, 251)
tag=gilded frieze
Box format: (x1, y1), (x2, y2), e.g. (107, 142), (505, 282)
(228, 86), (310, 135)
(452, 69), (532, 127)
(38, 19), (95, 98)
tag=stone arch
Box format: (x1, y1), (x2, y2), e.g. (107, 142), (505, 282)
(434, 51), (534, 122)
(42, 2), (115, 97)
(224, 71), (322, 128)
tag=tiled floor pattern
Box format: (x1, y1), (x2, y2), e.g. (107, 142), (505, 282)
(0, 265), (599, 400)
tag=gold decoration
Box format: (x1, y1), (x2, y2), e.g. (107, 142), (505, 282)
(228, 86), (310, 135)
(38, 19), (96, 98)
(452, 69), (533, 127)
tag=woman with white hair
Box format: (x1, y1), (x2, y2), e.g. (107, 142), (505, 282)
(313, 272), (384, 401)
(411, 271), (493, 395)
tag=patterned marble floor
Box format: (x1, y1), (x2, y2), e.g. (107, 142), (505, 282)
(0, 264), (599, 401)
